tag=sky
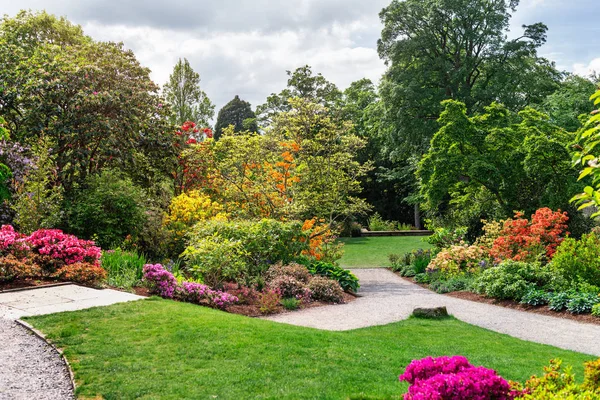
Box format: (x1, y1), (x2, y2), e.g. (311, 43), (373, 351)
(0, 0), (598, 115)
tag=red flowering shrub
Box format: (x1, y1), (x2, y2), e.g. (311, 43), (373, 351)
(0, 225), (29, 256)
(53, 262), (107, 286)
(27, 229), (102, 266)
(490, 208), (568, 263)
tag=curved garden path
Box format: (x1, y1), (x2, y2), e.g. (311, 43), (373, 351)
(266, 269), (600, 356)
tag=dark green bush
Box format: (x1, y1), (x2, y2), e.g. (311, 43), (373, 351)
(548, 292), (571, 311)
(414, 273), (431, 284)
(307, 261), (359, 293)
(567, 293), (599, 314)
(520, 289), (549, 306)
(471, 261), (554, 301)
(67, 170), (147, 249)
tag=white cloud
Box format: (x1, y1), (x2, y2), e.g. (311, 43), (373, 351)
(573, 58), (600, 78)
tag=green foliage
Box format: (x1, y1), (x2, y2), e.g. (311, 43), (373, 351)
(280, 297), (301, 311)
(429, 276), (473, 294)
(414, 273), (431, 284)
(571, 87), (600, 217)
(214, 95), (258, 140)
(67, 170), (147, 249)
(256, 65), (341, 125)
(551, 233), (600, 287)
(418, 100), (580, 232)
(306, 261), (359, 293)
(425, 227), (468, 250)
(183, 219), (310, 286)
(389, 249), (433, 276)
(592, 304), (600, 317)
(519, 359), (600, 399)
(472, 261), (554, 301)
(101, 249), (147, 289)
(566, 292), (599, 314)
(0, 11), (174, 196)
(548, 291), (572, 312)
(11, 136), (63, 234)
(541, 74), (597, 132)
(520, 289), (549, 306)
(163, 57), (214, 127)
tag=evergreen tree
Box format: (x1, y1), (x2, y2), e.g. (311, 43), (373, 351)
(214, 95), (258, 140)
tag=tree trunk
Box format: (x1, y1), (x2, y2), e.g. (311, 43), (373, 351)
(414, 203), (422, 230)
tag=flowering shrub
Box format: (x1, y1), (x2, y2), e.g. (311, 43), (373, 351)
(143, 263), (178, 298)
(163, 190), (228, 255)
(474, 219), (505, 251)
(399, 356), (515, 400)
(490, 208), (568, 263)
(143, 263), (238, 309)
(268, 275), (311, 300)
(308, 276), (344, 303)
(257, 288), (282, 314)
(425, 227), (468, 250)
(0, 255), (41, 281)
(221, 282), (259, 305)
(53, 262), (107, 286)
(265, 262), (311, 284)
(301, 218), (343, 263)
(427, 245), (489, 277)
(0, 225), (27, 255)
(27, 229), (102, 266)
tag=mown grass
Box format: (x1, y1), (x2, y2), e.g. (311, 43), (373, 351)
(26, 298), (594, 400)
(339, 236), (432, 268)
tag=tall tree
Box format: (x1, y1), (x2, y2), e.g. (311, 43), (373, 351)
(256, 65), (342, 126)
(541, 74), (597, 132)
(214, 95), (258, 140)
(377, 0), (561, 225)
(163, 58), (215, 128)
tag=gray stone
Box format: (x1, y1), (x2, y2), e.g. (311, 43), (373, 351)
(412, 306), (449, 319)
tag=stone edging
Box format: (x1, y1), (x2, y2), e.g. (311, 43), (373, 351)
(15, 319), (77, 394)
(0, 281), (74, 293)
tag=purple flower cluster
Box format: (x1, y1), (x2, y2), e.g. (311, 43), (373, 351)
(143, 263), (178, 298)
(400, 356), (515, 400)
(0, 140), (34, 185)
(143, 264), (238, 309)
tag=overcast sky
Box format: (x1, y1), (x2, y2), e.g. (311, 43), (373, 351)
(1, 0), (598, 116)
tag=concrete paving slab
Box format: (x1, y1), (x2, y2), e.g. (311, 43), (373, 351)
(0, 284), (143, 320)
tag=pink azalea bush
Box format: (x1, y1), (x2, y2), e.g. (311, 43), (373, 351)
(0, 225), (27, 255)
(399, 356), (516, 400)
(143, 263), (238, 309)
(27, 229), (102, 265)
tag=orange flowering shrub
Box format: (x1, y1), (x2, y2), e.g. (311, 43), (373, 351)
(490, 208), (569, 263)
(301, 218), (343, 263)
(53, 262), (107, 286)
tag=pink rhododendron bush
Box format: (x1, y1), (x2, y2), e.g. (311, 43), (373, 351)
(0, 224), (105, 285)
(399, 356), (600, 399)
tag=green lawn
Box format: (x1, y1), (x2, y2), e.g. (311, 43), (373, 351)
(339, 236), (432, 268)
(27, 298), (593, 400)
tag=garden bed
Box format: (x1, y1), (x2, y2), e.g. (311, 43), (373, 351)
(0, 279), (71, 292)
(399, 275), (600, 327)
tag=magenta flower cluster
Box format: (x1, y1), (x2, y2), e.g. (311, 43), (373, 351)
(399, 356), (515, 400)
(143, 263), (178, 298)
(27, 229), (102, 265)
(0, 225), (23, 252)
(143, 264), (238, 309)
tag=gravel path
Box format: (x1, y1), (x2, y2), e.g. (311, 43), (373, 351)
(0, 318), (73, 400)
(265, 269), (600, 356)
